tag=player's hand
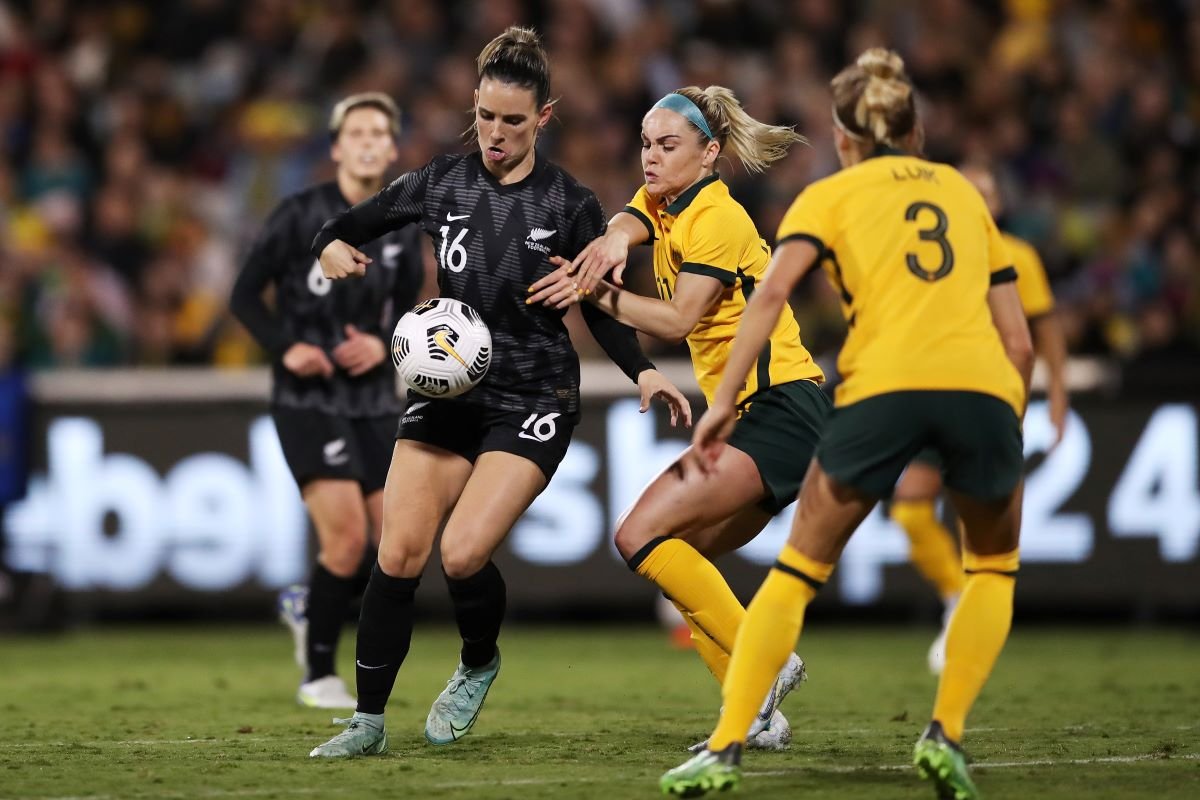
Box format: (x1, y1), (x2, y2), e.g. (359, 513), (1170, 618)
(319, 239), (371, 279)
(638, 369), (692, 428)
(692, 400), (737, 473)
(570, 230), (632, 293)
(333, 325), (386, 376)
(282, 342), (335, 378)
(1049, 384), (1070, 447)
(527, 257), (583, 308)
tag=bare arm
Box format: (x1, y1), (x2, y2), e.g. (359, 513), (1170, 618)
(587, 271), (724, 343)
(1031, 311), (1070, 442)
(987, 281), (1035, 399)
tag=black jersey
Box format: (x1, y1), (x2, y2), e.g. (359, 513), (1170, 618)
(231, 181), (424, 417)
(312, 152), (653, 415)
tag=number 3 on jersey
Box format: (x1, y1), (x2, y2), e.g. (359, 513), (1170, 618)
(904, 201), (954, 281)
(439, 226), (469, 272)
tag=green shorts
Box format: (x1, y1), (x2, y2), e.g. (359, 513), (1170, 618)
(817, 390), (1023, 501)
(728, 380), (831, 515)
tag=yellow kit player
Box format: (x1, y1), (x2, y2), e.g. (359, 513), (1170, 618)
(529, 85), (825, 750)
(662, 49), (1033, 800)
(893, 162), (1070, 675)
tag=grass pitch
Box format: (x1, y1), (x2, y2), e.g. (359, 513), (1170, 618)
(1, 623), (1196, 799)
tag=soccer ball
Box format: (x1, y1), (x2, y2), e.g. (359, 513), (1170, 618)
(391, 298), (491, 398)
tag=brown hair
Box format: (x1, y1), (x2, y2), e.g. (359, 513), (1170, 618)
(477, 26), (551, 107)
(830, 48), (916, 148)
(672, 85), (805, 173)
(328, 92), (401, 141)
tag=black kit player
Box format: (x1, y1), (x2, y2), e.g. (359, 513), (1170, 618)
(230, 93), (425, 709)
(307, 27), (690, 758)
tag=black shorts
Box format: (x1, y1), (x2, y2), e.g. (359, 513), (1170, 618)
(728, 380), (831, 514)
(272, 407), (397, 494)
(817, 390), (1023, 501)
(396, 397), (578, 481)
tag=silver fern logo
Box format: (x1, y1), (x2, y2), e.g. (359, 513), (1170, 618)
(525, 227), (556, 254)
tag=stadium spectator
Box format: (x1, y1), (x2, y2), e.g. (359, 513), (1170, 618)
(0, 0), (1195, 379)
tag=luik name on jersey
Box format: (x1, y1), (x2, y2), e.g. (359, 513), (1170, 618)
(525, 227), (556, 255)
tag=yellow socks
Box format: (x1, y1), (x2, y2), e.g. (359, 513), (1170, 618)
(931, 549), (1019, 742)
(708, 545), (834, 750)
(673, 600), (730, 683)
(892, 499), (966, 600)
(631, 537), (746, 654)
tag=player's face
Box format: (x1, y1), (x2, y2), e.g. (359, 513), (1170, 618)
(474, 78), (552, 175)
(332, 107), (399, 182)
(640, 108), (719, 201)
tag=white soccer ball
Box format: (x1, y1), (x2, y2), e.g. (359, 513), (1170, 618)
(391, 298), (491, 398)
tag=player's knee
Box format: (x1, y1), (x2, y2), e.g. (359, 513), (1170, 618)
(317, 522), (368, 576)
(376, 539), (430, 579)
(440, 545), (491, 580)
(613, 515), (653, 563)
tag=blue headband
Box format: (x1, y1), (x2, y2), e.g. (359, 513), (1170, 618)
(652, 93), (714, 140)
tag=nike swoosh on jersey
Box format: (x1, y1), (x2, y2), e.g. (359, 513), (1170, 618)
(432, 330), (468, 367)
(446, 213), (470, 221)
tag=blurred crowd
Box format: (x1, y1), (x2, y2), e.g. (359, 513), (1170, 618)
(1, 0), (1197, 374)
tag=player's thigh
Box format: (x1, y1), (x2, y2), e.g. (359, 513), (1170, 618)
(302, 479), (368, 574)
(787, 458), (877, 564)
(379, 440), (473, 577)
(691, 503), (775, 559)
(948, 481), (1023, 557)
(364, 488), (384, 549)
(614, 444), (766, 560)
(893, 457), (944, 502)
(439, 451), (548, 578)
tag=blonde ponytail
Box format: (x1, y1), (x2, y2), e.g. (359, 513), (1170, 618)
(673, 85), (806, 174)
(831, 48), (916, 148)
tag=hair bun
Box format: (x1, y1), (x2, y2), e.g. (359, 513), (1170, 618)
(856, 48), (906, 80)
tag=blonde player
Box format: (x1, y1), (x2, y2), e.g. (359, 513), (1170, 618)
(662, 49), (1032, 799)
(893, 162), (1070, 675)
(529, 86), (824, 748)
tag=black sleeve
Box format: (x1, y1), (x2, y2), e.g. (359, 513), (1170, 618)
(230, 199), (296, 358)
(570, 192), (655, 382)
(311, 160), (432, 256)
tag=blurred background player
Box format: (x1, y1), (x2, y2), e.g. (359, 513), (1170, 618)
(892, 161), (1070, 675)
(230, 92), (425, 709)
(307, 27), (688, 758)
(529, 85), (822, 750)
(663, 49), (1032, 799)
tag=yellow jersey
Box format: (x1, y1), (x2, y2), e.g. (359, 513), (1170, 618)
(1006, 232), (1055, 318)
(625, 174), (823, 406)
(776, 152), (1025, 415)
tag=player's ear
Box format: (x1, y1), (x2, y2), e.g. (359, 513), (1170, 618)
(702, 139), (720, 169)
(536, 102), (553, 130)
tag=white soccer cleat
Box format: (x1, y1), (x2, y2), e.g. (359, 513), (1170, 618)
(688, 709), (793, 753)
(746, 652), (806, 739)
(927, 597), (958, 676)
(297, 674), (357, 709)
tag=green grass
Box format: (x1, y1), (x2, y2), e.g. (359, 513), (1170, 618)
(0, 624), (1197, 799)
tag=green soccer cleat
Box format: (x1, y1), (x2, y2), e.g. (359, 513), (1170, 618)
(308, 712), (387, 758)
(660, 743), (742, 797)
(424, 650), (501, 745)
(913, 721), (980, 799)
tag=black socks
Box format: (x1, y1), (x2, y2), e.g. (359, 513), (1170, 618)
(354, 563), (420, 715)
(305, 563), (356, 682)
(445, 561), (506, 669)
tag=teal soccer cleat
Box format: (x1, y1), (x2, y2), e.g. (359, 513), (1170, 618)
(308, 712), (387, 758)
(424, 650), (501, 745)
